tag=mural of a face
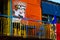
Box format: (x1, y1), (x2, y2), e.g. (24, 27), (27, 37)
(19, 2), (26, 18)
(12, 0), (26, 22)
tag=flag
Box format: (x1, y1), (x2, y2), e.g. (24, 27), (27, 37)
(51, 15), (57, 24)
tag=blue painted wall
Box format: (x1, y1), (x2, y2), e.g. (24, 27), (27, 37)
(42, 1), (60, 17)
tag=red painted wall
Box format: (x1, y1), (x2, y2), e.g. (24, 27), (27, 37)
(56, 23), (60, 40)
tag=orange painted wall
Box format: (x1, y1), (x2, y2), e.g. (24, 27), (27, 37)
(20, 0), (42, 20)
(20, 0), (42, 26)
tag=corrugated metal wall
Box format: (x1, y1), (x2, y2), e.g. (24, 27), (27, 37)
(42, 1), (60, 17)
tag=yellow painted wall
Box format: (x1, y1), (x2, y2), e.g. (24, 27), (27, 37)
(3, 0), (10, 36)
(7, 0), (10, 36)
